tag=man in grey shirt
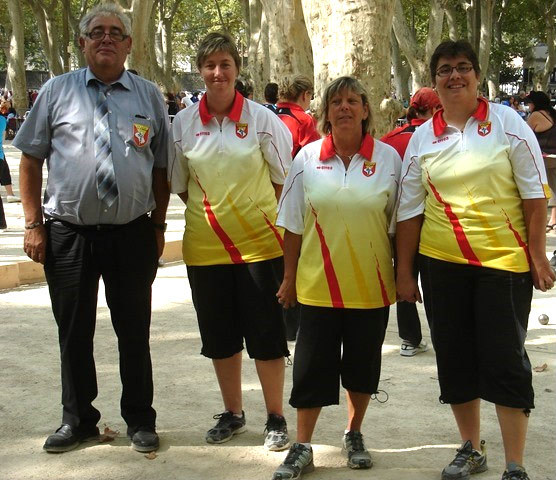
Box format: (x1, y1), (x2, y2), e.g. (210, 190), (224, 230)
(14, 3), (169, 454)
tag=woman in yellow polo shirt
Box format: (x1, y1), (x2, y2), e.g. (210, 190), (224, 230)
(170, 32), (293, 452)
(396, 40), (554, 480)
(272, 76), (401, 479)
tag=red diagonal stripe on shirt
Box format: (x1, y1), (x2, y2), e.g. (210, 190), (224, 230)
(501, 208), (531, 264)
(310, 204), (344, 308)
(194, 174), (244, 264)
(426, 172), (481, 266)
(375, 255), (391, 306)
(257, 205), (284, 249)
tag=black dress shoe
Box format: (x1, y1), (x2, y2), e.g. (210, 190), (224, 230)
(127, 426), (159, 452)
(43, 424), (100, 453)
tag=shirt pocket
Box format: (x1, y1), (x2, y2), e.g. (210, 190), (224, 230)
(125, 114), (153, 150)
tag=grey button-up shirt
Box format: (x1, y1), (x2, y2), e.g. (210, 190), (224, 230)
(14, 68), (170, 225)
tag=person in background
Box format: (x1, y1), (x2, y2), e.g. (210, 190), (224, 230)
(0, 101), (21, 203)
(170, 31), (293, 452)
(263, 82), (279, 113)
(272, 76), (401, 480)
(397, 40), (554, 480)
(380, 87), (441, 357)
(14, 2), (170, 454)
(276, 75), (320, 159)
(525, 90), (556, 233)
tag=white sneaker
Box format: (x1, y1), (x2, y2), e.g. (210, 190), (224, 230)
(7, 195), (21, 203)
(400, 340), (428, 357)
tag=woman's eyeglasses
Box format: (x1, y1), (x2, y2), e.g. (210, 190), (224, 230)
(436, 63), (473, 77)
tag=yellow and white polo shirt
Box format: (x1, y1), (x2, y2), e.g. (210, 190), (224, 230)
(277, 134), (401, 309)
(170, 91), (293, 265)
(397, 98), (551, 272)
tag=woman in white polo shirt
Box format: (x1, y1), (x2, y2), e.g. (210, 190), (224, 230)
(272, 76), (401, 480)
(170, 32), (293, 452)
(396, 40), (554, 480)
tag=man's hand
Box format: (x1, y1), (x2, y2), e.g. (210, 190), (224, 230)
(23, 225), (47, 264)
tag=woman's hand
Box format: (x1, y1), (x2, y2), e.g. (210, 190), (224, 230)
(530, 256), (556, 291)
(277, 278), (297, 309)
(396, 272), (422, 303)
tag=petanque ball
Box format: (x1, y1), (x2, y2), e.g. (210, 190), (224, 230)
(538, 314), (549, 325)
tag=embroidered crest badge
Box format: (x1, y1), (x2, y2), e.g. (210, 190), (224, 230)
(133, 123), (150, 147)
(362, 160), (376, 177)
(235, 123), (248, 139)
(478, 121), (491, 137)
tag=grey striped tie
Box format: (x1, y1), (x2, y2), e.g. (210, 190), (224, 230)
(94, 84), (118, 207)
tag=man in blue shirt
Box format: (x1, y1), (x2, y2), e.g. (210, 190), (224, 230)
(14, 2), (170, 454)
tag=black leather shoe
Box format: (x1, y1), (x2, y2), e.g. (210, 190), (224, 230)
(127, 426), (159, 452)
(43, 424), (100, 453)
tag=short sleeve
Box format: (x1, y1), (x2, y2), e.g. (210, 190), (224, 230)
(257, 107), (293, 184)
(12, 80), (53, 159)
(168, 110), (190, 194)
(276, 153), (305, 234)
(503, 107), (550, 199)
(396, 133), (426, 222)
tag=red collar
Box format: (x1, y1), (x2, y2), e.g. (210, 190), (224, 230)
(319, 133), (375, 162)
(199, 90), (244, 125)
(432, 97), (489, 137)
(409, 118), (427, 127)
(276, 101), (305, 112)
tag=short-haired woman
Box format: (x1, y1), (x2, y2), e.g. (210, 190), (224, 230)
(272, 76), (401, 479)
(170, 31), (293, 451)
(397, 40), (554, 480)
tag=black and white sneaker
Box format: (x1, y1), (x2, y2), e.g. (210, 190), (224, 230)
(272, 443), (314, 480)
(205, 410), (246, 444)
(264, 413), (290, 451)
(343, 430), (373, 469)
(442, 440), (487, 480)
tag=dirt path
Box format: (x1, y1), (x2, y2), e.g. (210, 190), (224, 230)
(1, 263), (555, 480)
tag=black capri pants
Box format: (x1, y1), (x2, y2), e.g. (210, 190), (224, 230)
(290, 304), (389, 408)
(418, 254), (534, 409)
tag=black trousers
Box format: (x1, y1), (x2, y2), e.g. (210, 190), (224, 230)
(44, 216), (158, 430)
(396, 258), (422, 346)
(0, 195), (5, 229)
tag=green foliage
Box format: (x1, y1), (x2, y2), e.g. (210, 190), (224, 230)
(172, 0), (244, 72)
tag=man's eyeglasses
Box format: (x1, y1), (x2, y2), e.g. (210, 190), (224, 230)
(436, 63), (474, 77)
(86, 29), (129, 42)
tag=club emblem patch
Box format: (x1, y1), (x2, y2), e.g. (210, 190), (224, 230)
(235, 123), (248, 139)
(362, 160), (376, 177)
(133, 123), (150, 147)
(478, 121), (491, 137)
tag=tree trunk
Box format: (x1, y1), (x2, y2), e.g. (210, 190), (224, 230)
(538, 0), (556, 91)
(25, 0), (64, 76)
(393, 0), (444, 91)
(128, 0), (157, 80)
(261, 0), (313, 81)
(444, 2), (459, 41)
(302, 0), (394, 136)
(246, 0), (270, 102)
(391, 30), (410, 103)
(6, 0), (28, 112)
(478, 0), (495, 85)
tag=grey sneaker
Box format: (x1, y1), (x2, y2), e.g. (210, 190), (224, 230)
(501, 463), (529, 480)
(206, 410), (246, 444)
(272, 443), (314, 480)
(343, 430), (373, 469)
(442, 440), (487, 480)
(400, 340), (428, 357)
(264, 413), (290, 451)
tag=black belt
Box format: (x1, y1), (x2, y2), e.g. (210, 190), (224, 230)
(48, 214), (149, 232)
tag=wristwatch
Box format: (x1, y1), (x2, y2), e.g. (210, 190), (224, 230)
(25, 221), (43, 230)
